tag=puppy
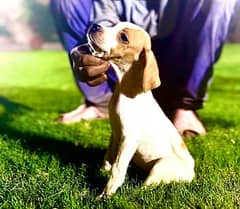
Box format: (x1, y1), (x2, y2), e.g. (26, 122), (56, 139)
(76, 22), (195, 198)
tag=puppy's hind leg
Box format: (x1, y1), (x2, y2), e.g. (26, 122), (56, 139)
(144, 157), (194, 186)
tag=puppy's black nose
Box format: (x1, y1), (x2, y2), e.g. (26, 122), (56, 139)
(89, 24), (102, 33)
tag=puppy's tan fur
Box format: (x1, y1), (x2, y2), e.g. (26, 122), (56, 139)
(87, 22), (195, 198)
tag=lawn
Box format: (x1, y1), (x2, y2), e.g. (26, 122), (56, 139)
(0, 45), (239, 208)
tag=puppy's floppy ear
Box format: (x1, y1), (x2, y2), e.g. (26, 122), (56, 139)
(141, 49), (161, 92)
(120, 48), (160, 98)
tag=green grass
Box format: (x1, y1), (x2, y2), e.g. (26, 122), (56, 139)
(0, 45), (240, 208)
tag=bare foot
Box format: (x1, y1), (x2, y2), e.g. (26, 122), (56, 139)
(172, 108), (206, 138)
(59, 104), (108, 123)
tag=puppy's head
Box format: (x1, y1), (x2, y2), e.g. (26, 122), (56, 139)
(88, 22), (161, 95)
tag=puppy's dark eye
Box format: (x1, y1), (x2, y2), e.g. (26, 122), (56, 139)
(119, 33), (129, 43)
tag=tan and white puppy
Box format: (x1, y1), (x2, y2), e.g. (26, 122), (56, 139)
(81, 22), (195, 198)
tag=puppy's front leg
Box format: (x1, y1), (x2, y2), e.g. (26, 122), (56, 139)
(102, 134), (116, 171)
(99, 137), (137, 198)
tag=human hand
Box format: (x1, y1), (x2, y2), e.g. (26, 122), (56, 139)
(71, 45), (110, 86)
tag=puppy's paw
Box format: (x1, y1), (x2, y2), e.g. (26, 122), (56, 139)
(96, 193), (104, 200)
(96, 190), (112, 200)
(103, 161), (112, 171)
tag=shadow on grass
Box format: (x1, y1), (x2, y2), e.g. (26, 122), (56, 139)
(0, 95), (146, 193)
(0, 96), (31, 113)
(202, 116), (238, 129)
(0, 97), (104, 166)
(24, 132), (107, 192)
(0, 96), (107, 191)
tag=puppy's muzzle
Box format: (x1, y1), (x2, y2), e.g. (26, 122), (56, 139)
(70, 20), (116, 66)
(70, 23), (103, 64)
(87, 21), (117, 58)
(87, 24), (107, 57)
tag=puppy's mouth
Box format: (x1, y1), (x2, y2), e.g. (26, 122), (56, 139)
(87, 33), (123, 69)
(87, 35), (107, 58)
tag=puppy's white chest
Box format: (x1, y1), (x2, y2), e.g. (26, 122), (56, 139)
(116, 93), (153, 127)
(114, 92), (179, 164)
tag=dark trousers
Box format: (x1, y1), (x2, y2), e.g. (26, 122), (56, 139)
(50, 0), (237, 111)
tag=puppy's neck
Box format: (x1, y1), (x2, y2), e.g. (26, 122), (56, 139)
(110, 62), (147, 99)
(110, 62), (130, 82)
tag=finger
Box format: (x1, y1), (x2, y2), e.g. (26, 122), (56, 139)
(84, 62), (110, 77)
(81, 54), (107, 66)
(74, 62), (109, 81)
(87, 74), (108, 86)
